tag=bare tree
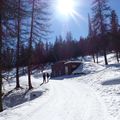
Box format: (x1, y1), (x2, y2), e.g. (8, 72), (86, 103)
(91, 0), (111, 65)
(0, 0), (13, 112)
(27, 0), (51, 89)
(110, 10), (120, 62)
(0, 1), (3, 111)
(15, 0), (22, 89)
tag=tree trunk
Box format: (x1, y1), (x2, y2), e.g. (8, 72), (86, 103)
(116, 51), (119, 63)
(103, 49), (108, 65)
(0, 11), (3, 112)
(16, 0), (21, 89)
(96, 53), (99, 64)
(28, 65), (32, 89)
(92, 54), (95, 63)
(27, 0), (35, 90)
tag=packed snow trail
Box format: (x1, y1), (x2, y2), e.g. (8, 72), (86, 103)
(31, 79), (112, 120)
(1, 78), (114, 120)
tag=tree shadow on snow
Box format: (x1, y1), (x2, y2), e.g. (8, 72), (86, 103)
(101, 78), (120, 86)
(116, 92), (120, 95)
(106, 63), (120, 70)
(51, 74), (81, 80)
(3, 88), (46, 109)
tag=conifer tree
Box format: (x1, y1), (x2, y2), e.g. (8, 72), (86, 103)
(0, 0), (14, 112)
(27, 0), (51, 89)
(91, 0), (111, 65)
(110, 10), (120, 62)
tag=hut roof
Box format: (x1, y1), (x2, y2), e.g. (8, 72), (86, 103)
(64, 61), (81, 64)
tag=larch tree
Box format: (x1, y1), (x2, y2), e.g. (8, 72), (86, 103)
(27, 0), (51, 89)
(91, 0), (111, 65)
(88, 13), (100, 63)
(15, 0), (22, 89)
(0, 0), (3, 112)
(110, 10), (120, 62)
(7, 0), (27, 89)
(0, 0), (15, 112)
(88, 14), (96, 63)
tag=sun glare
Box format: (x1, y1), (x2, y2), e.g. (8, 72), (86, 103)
(53, 0), (85, 23)
(57, 0), (75, 16)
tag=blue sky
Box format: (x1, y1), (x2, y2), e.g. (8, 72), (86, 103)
(50, 0), (120, 42)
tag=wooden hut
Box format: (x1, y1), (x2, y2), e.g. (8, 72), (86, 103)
(64, 61), (81, 75)
(51, 61), (65, 77)
(51, 61), (81, 77)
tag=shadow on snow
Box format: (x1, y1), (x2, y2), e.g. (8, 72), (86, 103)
(51, 74), (82, 80)
(101, 78), (120, 86)
(3, 88), (47, 109)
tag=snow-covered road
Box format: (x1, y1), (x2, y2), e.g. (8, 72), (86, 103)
(1, 79), (114, 120)
(29, 80), (110, 120)
(35, 80), (114, 120)
(1, 54), (120, 120)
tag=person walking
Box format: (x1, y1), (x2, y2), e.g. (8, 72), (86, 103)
(43, 72), (46, 83)
(46, 72), (50, 83)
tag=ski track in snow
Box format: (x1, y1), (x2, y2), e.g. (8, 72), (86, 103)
(0, 79), (114, 120)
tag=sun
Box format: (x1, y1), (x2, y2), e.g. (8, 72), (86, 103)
(53, 0), (85, 22)
(56, 0), (75, 16)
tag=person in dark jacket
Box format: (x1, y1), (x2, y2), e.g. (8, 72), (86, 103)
(46, 72), (50, 83)
(43, 72), (46, 83)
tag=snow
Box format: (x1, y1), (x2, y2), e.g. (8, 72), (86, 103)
(0, 80), (114, 120)
(64, 60), (81, 64)
(0, 53), (120, 120)
(73, 54), (120, 120)
(72, 61), (104, 74)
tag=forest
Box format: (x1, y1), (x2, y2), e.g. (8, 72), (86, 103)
(0, 0), (120, 112)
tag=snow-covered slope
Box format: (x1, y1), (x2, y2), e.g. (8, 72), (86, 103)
(0, 79), (114, 120)
(73, 53), (120, 120)
(0, 53), (120, 120)
(72, 61), (104, 74)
